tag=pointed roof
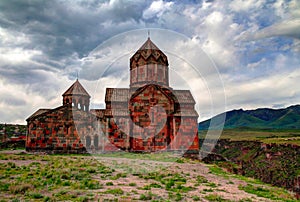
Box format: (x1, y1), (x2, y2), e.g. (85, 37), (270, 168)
(130, 37), (168, 68)
(138, 37), (161, 51)
(62, 79), (90, 97)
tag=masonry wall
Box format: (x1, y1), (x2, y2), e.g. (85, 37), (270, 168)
(26, 106), (108, 153)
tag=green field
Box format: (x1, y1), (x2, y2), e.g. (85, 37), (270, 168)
(199, 129), (300, 146)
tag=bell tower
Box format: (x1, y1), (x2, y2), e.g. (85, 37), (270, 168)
(129, 37), (169, 88)
(62, 79), (90, 112)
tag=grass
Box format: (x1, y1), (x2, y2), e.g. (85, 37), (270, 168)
(208, 164), (297, 201)
(208, 164), (271, 185)
(208, 165), (230, 178)
(0, 151), (298, 201)
(0, 153), (110, 201)
(139, 191), (159, 200)
(94, 151), (182, 162)
(200, 129), (300, 145)
(196, 175), (208, 183)
(204, 194), (230, 202)
(105, 181), (114, 186)
(128, 182), (136, 186)
(238, 184), (296, 201)
(103, 188), (124, 195)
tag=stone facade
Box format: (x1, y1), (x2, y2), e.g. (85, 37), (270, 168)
(26, 37), (199, 154)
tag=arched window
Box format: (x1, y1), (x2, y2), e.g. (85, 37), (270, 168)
(66, 98), (69, 104)
(94, 135), (98, 149)
(78, 103), (81, 109)
(85, 136), (91, 148)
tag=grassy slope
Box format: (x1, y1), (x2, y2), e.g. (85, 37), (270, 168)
(199, 129), (300, 146)
(0, 152), (298, 201)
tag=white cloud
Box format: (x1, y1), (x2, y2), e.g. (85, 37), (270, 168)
(238, 0), (300, 41)
(0, 47), (42, 64)
(241, 18), (300, 41)
(229, 0), (265, 12)
(288, 0), (300, 17)
(246, 58), (267, 69)
(0, 27), (29, 46)
(225, 67), (300, 110)
(143, 0), (173, 19)
(0, 72), (66, 124)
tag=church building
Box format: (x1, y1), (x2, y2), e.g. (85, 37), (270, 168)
(26, 37), (199, 154)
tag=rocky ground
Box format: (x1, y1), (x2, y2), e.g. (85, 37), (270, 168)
(0, 150), (297, 201)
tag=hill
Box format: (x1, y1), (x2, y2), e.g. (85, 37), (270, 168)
(199, 105), (300, 130)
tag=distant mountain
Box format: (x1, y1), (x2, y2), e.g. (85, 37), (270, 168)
(198, 105), (300, 130)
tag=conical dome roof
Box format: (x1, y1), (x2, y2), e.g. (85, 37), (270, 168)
(62, 79), (90, 98)
(130, 38), (168, 70)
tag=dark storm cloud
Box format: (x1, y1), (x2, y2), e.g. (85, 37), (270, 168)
(0, 0), (150, 94)
(0, 63), (48, 85)
(0, 0), (148, 60)
(0, 61), (62, 98)
(1, 94), (26, 106)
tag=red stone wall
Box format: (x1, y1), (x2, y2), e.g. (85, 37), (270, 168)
(26, 106), (98, 153)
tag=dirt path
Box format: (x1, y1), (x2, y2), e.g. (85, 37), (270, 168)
(93, 156), (273, 201)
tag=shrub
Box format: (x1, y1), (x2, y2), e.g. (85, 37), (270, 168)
(0, 183), (10, 191)
(206, 182), (217, 188)
(62, 181), (71, 186)
(176, 158), (184, 163)
(128, 182), (136, 186)
(204, 194), (228, 202)
(175, 192), (182, 201)
(8, 162), (16, 168)
(29, 192), (44, 199)
(61, 173), (70, 180)
(196, 175), (208, 183)
(86, 168), (96, 173)
(104, 188), (124, 195)
(203, 188), (214, 192)
(106, 181), (114, 186)
(81, 179), (102, 189)
(9, 183), (34, 194)
(139, 192), (156, 200)
(192, 195), (200, 201)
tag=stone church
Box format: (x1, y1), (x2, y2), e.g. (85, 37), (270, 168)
(26, 37), (199, 154)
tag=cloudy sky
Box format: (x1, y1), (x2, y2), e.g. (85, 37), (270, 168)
(0, 0), (299, 124)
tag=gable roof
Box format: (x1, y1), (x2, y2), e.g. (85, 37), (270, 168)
(105, 88), (129, 102)
(105, 86), (196, 105)
(62, 79), (90, 97)
(26, 105), (95, 122)
(26, 109), (50, 121)
(173, 90), (196, 104)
